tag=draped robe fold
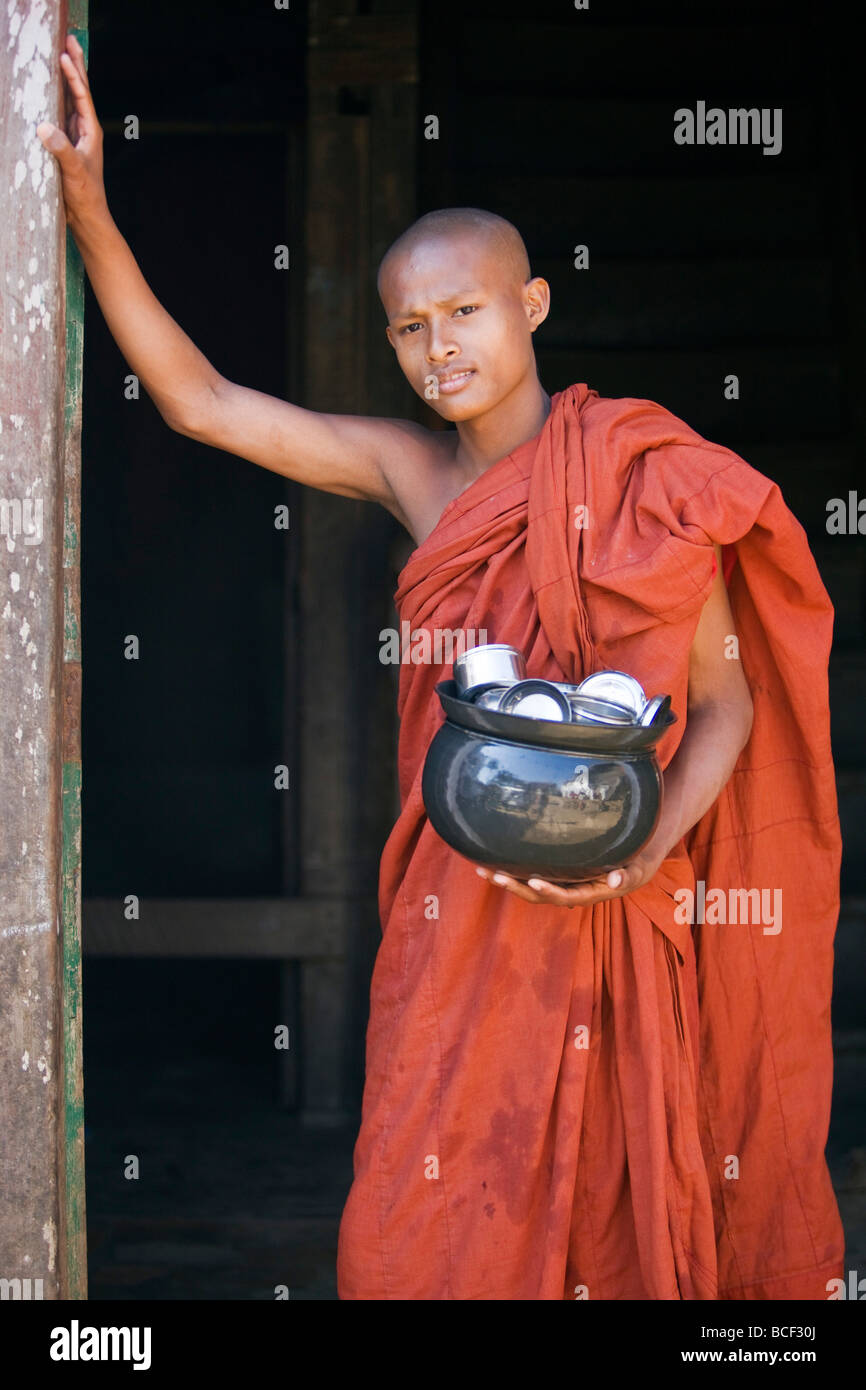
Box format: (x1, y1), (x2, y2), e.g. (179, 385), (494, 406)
(336, 382), (844, 1300)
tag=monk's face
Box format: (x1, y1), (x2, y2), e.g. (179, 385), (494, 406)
(380, 232), (549, 421)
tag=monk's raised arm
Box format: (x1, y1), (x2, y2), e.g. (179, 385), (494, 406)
(180, 380), (427, 516)
(38, 33), (420, 524)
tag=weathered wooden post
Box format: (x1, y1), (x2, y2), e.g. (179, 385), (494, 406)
(0, 0), (87, 1299)
(297, 0), (418, 1120)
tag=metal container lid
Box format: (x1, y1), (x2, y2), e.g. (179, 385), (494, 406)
(499, 679), (572, 722)
(576, 670), (647, 718)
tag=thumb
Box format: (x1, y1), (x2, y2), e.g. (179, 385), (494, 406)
(37, 122), (71, 155)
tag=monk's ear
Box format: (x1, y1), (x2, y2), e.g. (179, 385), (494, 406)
(385, 325), (397, 350)
(524, 276), (551, 332)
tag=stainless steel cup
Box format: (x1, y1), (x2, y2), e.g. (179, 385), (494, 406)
(454, 643), (527, 696)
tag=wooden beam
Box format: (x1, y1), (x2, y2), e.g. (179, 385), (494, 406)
(101, 120), (294, 134)
(82, 898), (356, 958)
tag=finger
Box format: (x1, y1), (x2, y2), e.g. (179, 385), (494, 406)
(611, 862), (643, 894)
(475, 866), (523, 886)
(36, 121), (75, 160)
(526, 875), (610, 907)
(527, 873), (610, 894)
(61, 47), (89, 99)
(59, 49), (97, 138)
(489, 871), (546, 904)
(527, 877), (584, 899)
(66, 34), (91, 92)
(563, 862), (648, 906)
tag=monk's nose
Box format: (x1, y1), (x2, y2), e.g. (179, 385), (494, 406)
(426, 325), (459, 363)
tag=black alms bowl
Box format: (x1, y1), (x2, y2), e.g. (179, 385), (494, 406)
(421, 720), (663, 884)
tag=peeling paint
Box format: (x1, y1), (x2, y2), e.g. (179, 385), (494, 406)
(10, 1), (54, 199)
(42, 1219), (57, 1273)
(1, 921), (51, 939)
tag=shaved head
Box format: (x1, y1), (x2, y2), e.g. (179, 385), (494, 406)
(378, 208), (531, 300)
(377, 206), (549, 425)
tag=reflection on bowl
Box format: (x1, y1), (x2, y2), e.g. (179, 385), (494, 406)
(422, 720), (662, 884)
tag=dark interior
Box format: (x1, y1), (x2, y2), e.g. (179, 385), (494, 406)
(81, 0), (865, 1298)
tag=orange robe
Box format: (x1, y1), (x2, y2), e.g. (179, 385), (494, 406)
(337, 383), (844, 1300)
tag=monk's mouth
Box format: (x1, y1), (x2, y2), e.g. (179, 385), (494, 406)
(436, 369), (476, 395)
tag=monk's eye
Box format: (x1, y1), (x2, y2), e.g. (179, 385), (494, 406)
(400, 322), (424, 334)
(454, 305), (478, 317)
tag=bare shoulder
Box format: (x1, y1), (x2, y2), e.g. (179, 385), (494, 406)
(377, 419), (460, 544)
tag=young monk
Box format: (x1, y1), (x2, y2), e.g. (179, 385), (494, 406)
(41, 34), (844, 1300)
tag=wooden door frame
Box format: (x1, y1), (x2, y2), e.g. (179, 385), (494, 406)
(0, 0), (88, 1301)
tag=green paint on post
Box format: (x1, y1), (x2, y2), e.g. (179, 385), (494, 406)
(62, 236), (85, 453)
(68, 5), (89, 49)
(62, 33), (87, 661)
(61, 759), (85, 1288)
(60, 5), (89, 1301)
